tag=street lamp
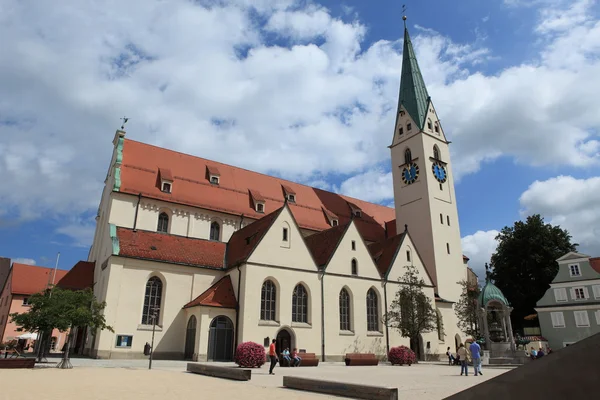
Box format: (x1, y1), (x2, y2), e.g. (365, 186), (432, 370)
(148, 306), (158, 370)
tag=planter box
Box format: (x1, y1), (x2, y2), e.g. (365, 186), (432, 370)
(0, 358), (36, 369)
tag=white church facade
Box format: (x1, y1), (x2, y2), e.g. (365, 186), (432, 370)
(84, 23), (469, 361)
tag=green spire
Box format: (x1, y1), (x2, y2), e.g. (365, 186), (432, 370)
(398, 25), (430, 130)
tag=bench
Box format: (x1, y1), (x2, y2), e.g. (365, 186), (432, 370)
(280, 352), (319, 367)
(345, 353), (379, 366)
(0, 358), (36, 369)
(187, 363), (251, 381)
(284, 376), (397, 400)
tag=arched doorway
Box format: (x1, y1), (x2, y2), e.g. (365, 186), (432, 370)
(411, 334), (425, 361)
(276, 328), (293, 356)
(207, 316), (234, 361)
(184, 315), (197, 360)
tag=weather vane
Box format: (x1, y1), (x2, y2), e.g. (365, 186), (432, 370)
(120, 116), (129, 130)
(402, 4), (408, 26)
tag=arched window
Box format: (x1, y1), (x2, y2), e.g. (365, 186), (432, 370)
(210, 221), (220, 241)
(404, 148), (412, 165)
(427, 119), (433, 130)
(366, 288), (379, 332)
(292, 284), (308, 323)
(436, 309), (444, 341)
(433, 145), (440, 160)
(351, 259), (358, 276)
(142, 276), (163, 325)
(339, 288), (351, 331)
(157, 212), (169, 233)
(260, 280), (276, 321)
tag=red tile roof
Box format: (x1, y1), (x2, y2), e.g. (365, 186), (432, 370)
(305, 222), (350, 268)
(207, 165), (220, 176)
(10, 263), (68, 295)
(159, 168), (173, 181)
(119, 139), (395, 242)
(183, 275), (237, 309)
(116, 228), (226, 268)
(249, 189), (265, 203)
(368, 233), (407, 277)
(57, 261), (95, 291)
(282, 184), (296, 195)
(226, 207), (283, 268)
(590, 257), (600, 274)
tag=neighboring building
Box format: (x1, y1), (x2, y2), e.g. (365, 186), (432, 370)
(0, 257), (10, 296)
(535, 252), (600, 349)
(84, 21), (469, 361)
(0, 263), (68, 351)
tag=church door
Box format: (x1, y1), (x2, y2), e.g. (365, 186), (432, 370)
(275, 329), (292, 356)
(207, 316), (234, 361)
(184, 315), (197, 360)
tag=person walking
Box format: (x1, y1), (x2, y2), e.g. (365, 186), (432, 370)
(469, 341), (483, 376)
(268, 339), (278, 375)
(457, 344), (468, 376)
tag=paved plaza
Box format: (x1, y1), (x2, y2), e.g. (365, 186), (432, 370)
(1, 358), (512, 400)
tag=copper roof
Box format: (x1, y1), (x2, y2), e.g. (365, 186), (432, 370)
(119, 139), (395, 242)
(57, 261), (94, 291)
(116, 228), (226, 268)
(183, 275), (237, 309)
(10, 263), (68, 295)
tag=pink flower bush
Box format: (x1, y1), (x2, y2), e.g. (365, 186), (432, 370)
(388, 345), (417, 366)
(234, 341), (266, 368)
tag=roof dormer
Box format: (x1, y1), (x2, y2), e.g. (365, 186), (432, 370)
(158, 168), (173, 194)
(347, 202), (362, 218)
(321, 206), (339, 227)
(206, 165), (220, 185)
(281, 184), (296, 203)
(249, 189), (265, 213)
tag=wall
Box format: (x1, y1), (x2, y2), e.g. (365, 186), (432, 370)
(538, 307), (600, 349)
(184, 306), (237, 361)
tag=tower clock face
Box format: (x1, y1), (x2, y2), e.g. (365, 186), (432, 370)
(402, 162), (419, 185)
(432, 162), (447, 183)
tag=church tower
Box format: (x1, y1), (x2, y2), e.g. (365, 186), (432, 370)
(390, 17), (465, 301)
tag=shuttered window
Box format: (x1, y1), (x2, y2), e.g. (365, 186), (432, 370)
(554, 288), (567, 302)
(574, 311), (590, 327)
(592, 285), (600, 299)
(550, 312), (565, 328)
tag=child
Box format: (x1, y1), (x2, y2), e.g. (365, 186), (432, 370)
(282, 348), (292, 366)
(291, 348), (302, 367)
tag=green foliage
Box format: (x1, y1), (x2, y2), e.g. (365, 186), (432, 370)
(455, 280), (480, 338)
(490, 214), (576, 331)
(384, 265), (437, 342)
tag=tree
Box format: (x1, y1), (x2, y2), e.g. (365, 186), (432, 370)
(10, 287), (113, 368)
(490, 214), (577, 332)
(455, 279), (481, 339)
(384, 265), (437, 360)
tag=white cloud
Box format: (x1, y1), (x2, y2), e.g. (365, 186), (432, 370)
(55, 217), (97, 248)
(461, 230), (499, 279)
(519, 175), (600, 255)
(0, 0), (599, 249)
(12, 258), (36, 265)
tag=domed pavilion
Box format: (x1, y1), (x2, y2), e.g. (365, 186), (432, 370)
(478, 264), (515, 352)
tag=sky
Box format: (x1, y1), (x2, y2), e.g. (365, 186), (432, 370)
(1, 0), (599, 280)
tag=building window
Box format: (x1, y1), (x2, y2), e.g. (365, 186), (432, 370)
(427, 119), (433, 130)
(439, 183), (443, 191)
(351, 259), (358, 276)
(288, 194), (296, 203)
(434, 122), (439, 133)
(332, 219), (339, 227)
(574, 310), (590, 327)
(292, 284), (308, 323)
(161, 182), (171, 193)
(260, 280), (276, 321)
(446, 243), (450, 254)
(351, 241), (356, 251)
(447, 215), (450, 226)
(115, 335), (133, 348)
(553, 288), (568, 302)
(595, 310), (600, 325)
(440, 213), (443, 224)
(339, 289), (351, 331)
(569, 264), (581, 277)
(22, 298), (30, 306)
(210, 221), (220, 241)
(407, 123), (412, 131)
(256, 203), (264, 213)
(592, 285), (600, 299)
(50, 337), (57, 351)
(282, 227), (288, 241)
(354, 210), (362, 218)
(399, 127), (404, 136)
(433, 145), (440, 160)
(141, 277), (163, 325)
(366, 288), (379, 332)
(210, 176), (219, 184)
(404, 148), (412, 165)
(436, 309), (444, 341)
(157, 212), (169, 233)
(573, 287), (587, 300)
(550, 312), (565, 328)
(406, 250), (411, 262)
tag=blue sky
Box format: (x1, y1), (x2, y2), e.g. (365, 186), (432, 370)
(1, 0), (599, 278)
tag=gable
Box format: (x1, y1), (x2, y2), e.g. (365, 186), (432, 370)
(183, 275), (237, 309)
(422, 102), (448, 142)
(556, 251), (590, 262)
(304, 222), (349, 268)
(246, 204), (317, 271)
(325, 221), (381, 279)
(385, 233), (434, 287)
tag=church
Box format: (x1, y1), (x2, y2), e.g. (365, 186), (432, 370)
(84, 22), (469, 362)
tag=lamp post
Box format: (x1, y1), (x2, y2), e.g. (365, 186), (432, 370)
(148, 306), (158, 370)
